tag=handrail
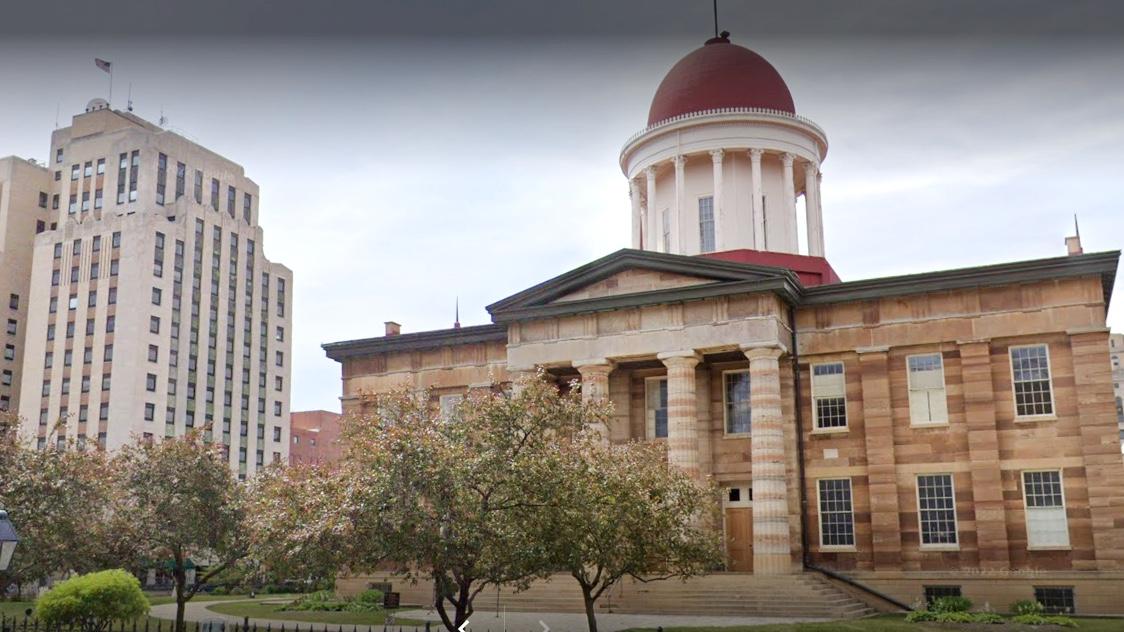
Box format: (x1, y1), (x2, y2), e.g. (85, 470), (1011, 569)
(621, 106), (827, 149)
(806, 563), (914, 612)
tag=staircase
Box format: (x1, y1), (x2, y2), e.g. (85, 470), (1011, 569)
(344, 572), (877, 619)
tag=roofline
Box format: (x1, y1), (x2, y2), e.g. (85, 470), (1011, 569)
(322, 323), (507, 362)
(803, 250), (1119, 308)
(486, 248), (800, 315)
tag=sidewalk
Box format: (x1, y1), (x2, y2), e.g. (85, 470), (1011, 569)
(149, 598), (831, 632)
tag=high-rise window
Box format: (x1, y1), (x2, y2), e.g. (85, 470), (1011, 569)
(698, 196), (715, 252)
(145, 373), (157, 392)
(71, 164), (79, 180)
(1011, 345), (1054, 417)
(724, 370), (751, 435)
(243, 193), (252, 223)
(96, 158), (105, 175)
(128, 150), (139, 202)
(156, 153), (167, 205)
(117, 153), (127, 203)
(150, 316), (160, 334)
(175, 162), (186, 199)
(818, 478), (855, 547)
(83, 161), (92, 177)
(908, 353), (948, 425)
(210, 178), (220, 211)
(227, 185), (236, 218)
(917, 473), (958, 547)
(194, 170), (203, 203)
(1023, 470), (1070, 548)
(811, 362), (847, 430)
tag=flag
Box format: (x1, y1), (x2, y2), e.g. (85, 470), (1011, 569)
(95, 58), (112, 73)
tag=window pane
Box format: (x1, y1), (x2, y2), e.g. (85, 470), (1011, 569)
(1011, 345), (1054, 416)
(818, 479), (854, 547)
(725, 371), (751, 434)
(917, 474), (958, 546)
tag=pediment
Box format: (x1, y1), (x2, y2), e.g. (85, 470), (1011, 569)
(487, 249), (799, 322)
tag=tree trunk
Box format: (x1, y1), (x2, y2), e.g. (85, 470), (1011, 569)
(580, 583), (598, 632)
(173, 553), (188, 632)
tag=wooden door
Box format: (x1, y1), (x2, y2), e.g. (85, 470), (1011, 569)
(725, 507), (753, 571)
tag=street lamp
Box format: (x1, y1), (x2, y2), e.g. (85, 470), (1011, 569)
(0, 509), (18, 572)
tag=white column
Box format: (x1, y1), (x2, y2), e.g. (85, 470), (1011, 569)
(709, 149), (724, 253)
(672, 155), (686, 254)
(804, 162), (824, 257)
(781, 153), (796, 254)
(815, 172), (825, 257)
(749, 149), (765, 250)
(645, 166), (658, 253)
(629, 177), (643, 249)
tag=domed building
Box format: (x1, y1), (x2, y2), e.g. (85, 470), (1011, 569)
(326, 35), (1124, 616)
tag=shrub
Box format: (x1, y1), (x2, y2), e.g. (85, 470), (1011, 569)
(211, 586), (228, 595)
(905, 610), (936, 622)
(971, 612), (1006, 624)
(1012, 613), (1078, 627)
(1011, 599), (1046, 615)
(35, 570), (149, 632)
(930, 595), (973, 613)
(354, 589), (384, 607)
(286, 590), (382, 613)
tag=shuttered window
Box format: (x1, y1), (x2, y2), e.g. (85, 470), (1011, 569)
(812, 362), (847, 430)
(908, 353), (948, 425)
(1023, 470), (1069, 548)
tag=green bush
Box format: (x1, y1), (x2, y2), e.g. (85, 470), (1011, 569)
(211, 586), (228, 595)
(354, 589), (384, 606)
(930, 595), (973, 613)
(971, 612), (1005, 624)
(1012, 613), (1078, 627)
(1011, 599), (1046, 615)
(286, 590), (382, 613)
(905, 610), (935, 622)
(35, 570), (149, 632)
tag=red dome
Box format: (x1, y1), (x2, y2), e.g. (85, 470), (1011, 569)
(647, 35), (795, 126)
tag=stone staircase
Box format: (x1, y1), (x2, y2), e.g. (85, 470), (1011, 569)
(344, 572), (877, 619)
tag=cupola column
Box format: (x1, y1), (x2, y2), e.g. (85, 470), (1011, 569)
(749, 149), (765, 250)
(709, 149), (725, 252)
(804, 162), (824, 257)
(781, 153), (797, 253)
(672, 155), (686, 253)
(645, 166), (659, 252)
(629, 177), (643, 249)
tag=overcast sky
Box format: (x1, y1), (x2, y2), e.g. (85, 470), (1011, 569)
(2, 1), (1123, 413)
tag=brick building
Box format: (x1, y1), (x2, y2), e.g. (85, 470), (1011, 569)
(324, 35), (1124, 615)
(289, 409), (342, 466)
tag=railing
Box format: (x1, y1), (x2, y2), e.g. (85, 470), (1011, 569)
(621, 106), (828, 149)
(0, 614), (432, 632)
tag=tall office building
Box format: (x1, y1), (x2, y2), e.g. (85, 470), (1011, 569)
(16, 99), (292, 477)
(0, 156), (52, 415)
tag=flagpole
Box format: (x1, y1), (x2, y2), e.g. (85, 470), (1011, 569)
(108, 67), (113, 106)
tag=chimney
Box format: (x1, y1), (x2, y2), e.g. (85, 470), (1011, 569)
(1065, 214), (1083, 256)
(384, 321), (401, 336)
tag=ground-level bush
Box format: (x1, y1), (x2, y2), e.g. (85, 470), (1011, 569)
(1012, 613), (1078, 627)
(929, 596), (973, 613)
(287, 590), (382, 613)
(1011, 599), (1046, 616)
(35, 569), (149, 632)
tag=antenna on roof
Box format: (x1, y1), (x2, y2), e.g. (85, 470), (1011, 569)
(159, 106), (167, 128)
(55, 102), (60, 128)
(1065, 213), (1084, 256)
(127, 83), (133, 112)
(454, 297), (461, 329)
(1074, 213), (1080, 239)
(712, 0), (719, 38)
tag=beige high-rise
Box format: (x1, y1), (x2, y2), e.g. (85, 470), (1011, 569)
(0, 156), (53, 415)
(15, 99), (292, 477)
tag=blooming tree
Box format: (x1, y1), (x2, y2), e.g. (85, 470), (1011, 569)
(112, 432), (245, 632)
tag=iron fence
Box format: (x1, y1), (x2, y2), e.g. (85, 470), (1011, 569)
(0, 614), (445, 632)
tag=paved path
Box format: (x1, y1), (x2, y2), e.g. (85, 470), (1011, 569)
(150, 598), (831, 632)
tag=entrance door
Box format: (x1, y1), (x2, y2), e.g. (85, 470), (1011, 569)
(723, 485), (753, 571)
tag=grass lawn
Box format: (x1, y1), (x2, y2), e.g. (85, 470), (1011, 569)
(205, 600), (424, 626)
(622, 613), (1124, 631)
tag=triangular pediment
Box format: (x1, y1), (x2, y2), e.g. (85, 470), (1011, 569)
(487, 249), (800, 322)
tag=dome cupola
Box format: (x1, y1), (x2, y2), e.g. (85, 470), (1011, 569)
(648, 32), (795, 126)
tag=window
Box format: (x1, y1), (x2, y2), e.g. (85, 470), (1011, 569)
(3, 344), (14, 361)
(145, 373), (157, 392)
(175, 162), (185, 199)
(1033, 587), (1075, 615)
(38, 191), (48, 208)
(108, 287), (117, 304)
(150, 316), (160, 334)
(698, 196), (715, 253)
(56, 148), (63, 163)
(645, 377), (668, 439)
(156, 153), (167, 205)
(273, 401), (282, 416)
(275, 326), (284, 342)
(148, 344), (159, 362)
(818, 478), (855, 547)
(273, 426), (282, 441)
(99, 403), (109, 421)
(5, 319), (15, 335)
(71, 164), (79, 180)
(1011, 345), (1054, 417)
(64, 350), (73, 366)
(104, 344), (113, 362)
(44, 351), (53, 368)
(68, 194), (77, 214)
(102, 374), (111, 390)
(105, 315), (115, 333)
(112, 231), (121, 248)
(1, 370), (11, 386)
(275, 351), (283, 367)
(144, 403), (155, 421)
(811, 362), (847, 430)
(923, 586), (962, 607)
(152, 287), (162, 305)
(1023, 470), (1069, 548)
(211, 178), (220, 211)
(88, 291), (97, 308)
(69, 294), (78, 310)
(243, 193), (252, 222)
(83, 161), (92, 177)
(194, 170), (203, 203)
(227, 185), (236, 217)
(7, 294), (16, 310)
(724, 370), (751, 434)
(52, 194), (59, 210)
(96, 158), (105, 175)
(917, 474), (958, 547)
(908, 353), (948, 424)
(275, 375), (283, 391)
(94, 189), (103, 209)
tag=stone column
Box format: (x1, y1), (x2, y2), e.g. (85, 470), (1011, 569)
(506, 365), (537, 396)
(804, 161), (824, 257)
(749, 149), (765, 250)
(1069, 329), (1124, 570)
(959, 340), (1011, 570)
(781, 153), (796, 253)
(645, 166), (658, 252)
(858, 348), (903, 569)
(672, 155), (686, 254)
(629, 177), (643, 249)
(709, 149), (724, 252)
(658, 351), (701, 478)
(743, 343), (793, 575)
(575, 359), (613, 445)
